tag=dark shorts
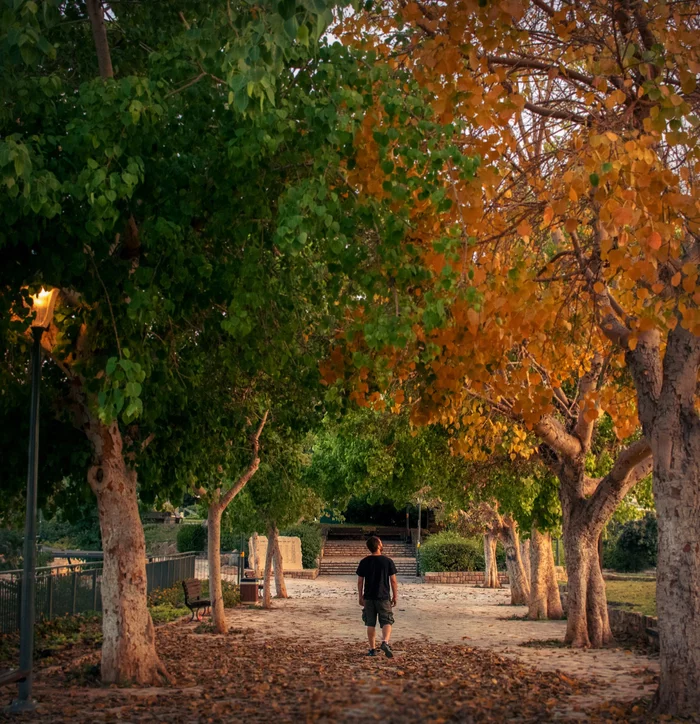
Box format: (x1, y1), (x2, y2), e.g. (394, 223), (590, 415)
(362, 598), (394, 628)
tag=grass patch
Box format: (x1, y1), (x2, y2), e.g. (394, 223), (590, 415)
(149, 603), (188, 624)
(605, 579), (656, 616)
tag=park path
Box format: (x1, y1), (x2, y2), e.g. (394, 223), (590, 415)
(228, 576), (659, 718)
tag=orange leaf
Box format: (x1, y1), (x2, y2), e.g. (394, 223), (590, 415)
(647, 231), (662, 250)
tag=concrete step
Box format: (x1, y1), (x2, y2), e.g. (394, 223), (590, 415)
(323, 547), (415, 556)
(319, 558), (418, 576)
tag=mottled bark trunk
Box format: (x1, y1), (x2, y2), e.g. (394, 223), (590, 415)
(653, 443), (700, 714)
(207, 505), (227, 634)
(262, 530), (275, 610)
(483, 534), (500, 588)
(500, 519), (530, 605)
(271, 526), (288, 598)
(608, 313), (700, 714)
(561, 510), (611, 647)
(88, 421), (168, 684)
(520, 539), (531, 587)
(528, 527), (563, 620)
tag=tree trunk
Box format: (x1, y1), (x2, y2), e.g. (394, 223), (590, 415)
(561, 508), (612, 648)
(483, 533), (500, 588)
(499, 519), (530, 605)
(271, 525), (288, 599)
(262, 530), (275, 610)
(520, 538), (531, 587)
(652, 443), (700, 714)
(87, 421), (168, 684)
(528, 526), (563, 620)
(207, 505), (227, 634)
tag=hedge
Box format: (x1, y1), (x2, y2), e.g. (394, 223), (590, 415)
(176, 524), (207, 553)
(604, 514), (657, 572)
(281, 523), (322, 569)
(418, 532), (486, 574)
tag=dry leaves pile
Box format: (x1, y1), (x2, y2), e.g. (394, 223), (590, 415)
(0, 625), (663, 722)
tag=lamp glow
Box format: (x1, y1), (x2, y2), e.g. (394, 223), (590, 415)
(30, 288), (59, 329)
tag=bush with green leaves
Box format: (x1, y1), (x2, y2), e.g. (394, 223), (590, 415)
(176, 524), (207, 553)
(418, 531), (486, 573)
(605, 514), (657, 572)
(147, 580), (240, 609)
(39, 512), (102, 551)
(282, 523), (322, 569)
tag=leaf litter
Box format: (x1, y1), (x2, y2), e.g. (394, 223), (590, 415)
(0, 626), (671, 722)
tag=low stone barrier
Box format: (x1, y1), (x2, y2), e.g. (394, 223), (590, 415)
(559, 585), (658, 651)
(424, 571), (509, 585)
(285, 569), (319, 579)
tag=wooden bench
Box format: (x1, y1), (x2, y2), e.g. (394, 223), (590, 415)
(182, 578), (210, 621)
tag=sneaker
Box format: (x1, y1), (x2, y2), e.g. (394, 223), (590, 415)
(380, 641), (394, 658)
(366, 648), (378, 656)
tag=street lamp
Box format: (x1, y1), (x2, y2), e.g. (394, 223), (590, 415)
(8, 287), (59, 712)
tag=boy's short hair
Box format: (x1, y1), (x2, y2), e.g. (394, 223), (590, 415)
(366, 536), (381, 553)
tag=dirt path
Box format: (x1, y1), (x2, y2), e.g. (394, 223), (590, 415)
(228, 576), (658, 716)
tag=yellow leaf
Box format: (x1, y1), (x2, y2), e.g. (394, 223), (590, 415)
(671, 272), (682, 287)
(628, 336), (638, 351)
(593, 282), (605, 293)
(569, 186), (578, 202)
(543, 206), (554, 224)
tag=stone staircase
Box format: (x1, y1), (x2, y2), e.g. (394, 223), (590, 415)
(319, 540), (417, 576)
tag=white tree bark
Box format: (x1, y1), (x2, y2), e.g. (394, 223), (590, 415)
(520, 538), (531, 587)
(86, 420), (169, 684)
(205, 411), (268, 634)
(528, 526), (563, 620)
(483, 533), (500, 588)
(271, 525), (288, 598)
(207, 506), (226, 633)
(499, 518), (530, 605)
(262, 529), (275, 610)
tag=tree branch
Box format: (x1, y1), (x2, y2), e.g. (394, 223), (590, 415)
(220, 410), (269, 509)
(588, 439), (652, 524)
(572, 354), (603, 452)
(534, 415), (582, 460)
(486, 55), (595, 88)
(86, 0), (114, 79)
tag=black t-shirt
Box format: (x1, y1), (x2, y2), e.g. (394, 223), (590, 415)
(356, 555), (397, 600)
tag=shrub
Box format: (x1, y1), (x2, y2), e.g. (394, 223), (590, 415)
(40, 513), (102, 551)
(606, 514), (657, 572)
(220, 530), (244, 551)
(148, 580), (240, 609)
(418, 531), (485, 573)
(176, 524), (207, 553)
(148, 584), (185, 608)
(282, 523), (322, 569)
(150, 604), (188, 624)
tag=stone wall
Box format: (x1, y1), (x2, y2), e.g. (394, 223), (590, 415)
(285, 569), (319, 579)
(559, 585), (658, 651)
(424, 571), (510, 585)
(249, 535), (304, 575)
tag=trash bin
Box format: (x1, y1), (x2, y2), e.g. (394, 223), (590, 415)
(240, 578), (260, 604)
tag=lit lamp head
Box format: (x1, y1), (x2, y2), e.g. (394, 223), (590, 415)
(30, 287), (59, 330)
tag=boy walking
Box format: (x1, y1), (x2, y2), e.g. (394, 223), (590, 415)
(356, 536), (398, 658)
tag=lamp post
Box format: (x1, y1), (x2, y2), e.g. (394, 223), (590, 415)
(10, 288), (58, 713)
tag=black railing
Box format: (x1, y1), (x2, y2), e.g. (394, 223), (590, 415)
(0, 552), (196, 634)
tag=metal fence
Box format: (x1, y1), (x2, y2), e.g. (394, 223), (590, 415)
(0, 552), (195, 634)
